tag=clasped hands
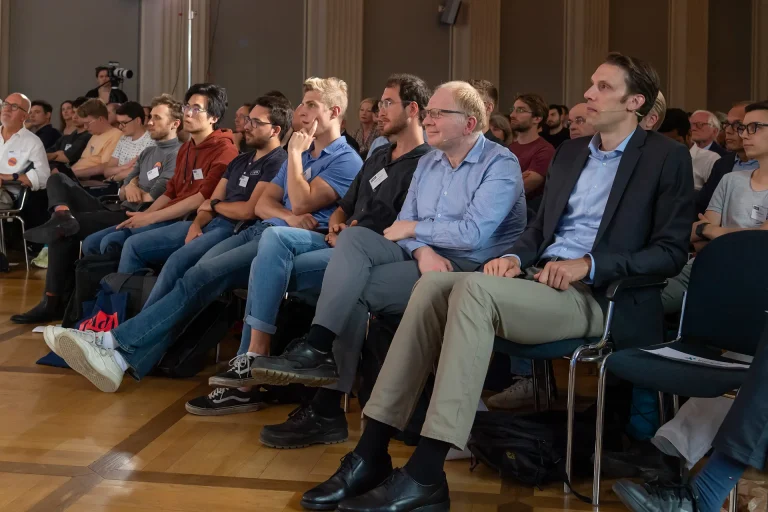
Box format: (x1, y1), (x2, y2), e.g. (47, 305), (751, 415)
(483, 255), (591, 291)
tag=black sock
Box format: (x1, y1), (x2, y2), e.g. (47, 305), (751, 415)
(311, 388), (345, 417)
(404, 437), (451, 485)
(354, 418), (396, 465)
(306, 324), (336, 353)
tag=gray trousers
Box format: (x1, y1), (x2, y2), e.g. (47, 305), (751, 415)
(312, 226), (479, 393)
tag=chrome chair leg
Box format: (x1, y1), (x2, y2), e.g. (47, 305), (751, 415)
(215, 343), (221, 363)
(0, 218), (5, 254)
(18, 217), (28, 272)
(565, 346), (586, 494)
(544, 360), (553, 410)
(343, 393), (350, 413)
(592, 353), (612, 507)
(728, 483), (738, 512)
(672, 394), (680, 415)
(658, 391), (667, 425)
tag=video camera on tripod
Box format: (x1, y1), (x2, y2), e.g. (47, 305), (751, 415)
(102, 61), (134, 88)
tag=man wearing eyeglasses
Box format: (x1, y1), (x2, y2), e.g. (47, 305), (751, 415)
(696, 101), (760, 215)
(508, 93), (556, 201)
(115, 94), (290, 300)
(662, 101), (768, 316)
(690, 109), (728, 157)
(100, 102), (155, 184)
(70, 99), (123, 181)
(0, 93), (51, 204)
(568, 103), (596, 139)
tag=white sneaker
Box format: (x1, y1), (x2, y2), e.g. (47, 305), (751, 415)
(487, 377), (534, 409)
(55, 329), (124, 392)
(43, 326), (68, 354)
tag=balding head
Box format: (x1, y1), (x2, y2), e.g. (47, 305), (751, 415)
(1, 93), (31, 131)
(569, 103), (595, 139)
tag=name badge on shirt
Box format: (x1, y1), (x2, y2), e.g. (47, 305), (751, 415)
(369, 169), (388, 190)
(303, 167), (312, 181)
(751, 205), (768, 223)
(64, 143), (72, 151)
(238, 175), (249, 187)
(147, 167), (160, 180)
(192, 168), (204, 181)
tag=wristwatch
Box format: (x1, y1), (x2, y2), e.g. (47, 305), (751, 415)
(210, 199), (221, 214)
(695, 222), (710, 240)
(11, 173), (18, 181)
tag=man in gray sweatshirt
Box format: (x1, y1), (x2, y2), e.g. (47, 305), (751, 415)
(13, 94), (184, 324)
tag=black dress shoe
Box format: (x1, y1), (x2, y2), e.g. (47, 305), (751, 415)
(11, 295), (65, 324)
(260, 403), (348, 449)
(338, 469), (450, 512)
(24, 210), (80, 244)
(301, 452), (393, 511)
(250, 336), (339, 386)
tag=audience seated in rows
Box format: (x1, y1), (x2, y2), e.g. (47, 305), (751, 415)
(27, 100), (61, 149)
(0, 92), (51, 208)
(46, 77), (361, 393)
(659, 108), (721, 190)
(661, 101), (768, 315)
(13, 94), (185, 324)
(508, 93), (555, 201)
(247, 80), (527, 455)
(696, 101), (759, 215)
(187, 73), (435, 422)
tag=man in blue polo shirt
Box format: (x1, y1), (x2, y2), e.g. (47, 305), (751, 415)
(47, 77), (362, 393)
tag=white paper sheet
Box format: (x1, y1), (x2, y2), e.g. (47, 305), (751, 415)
(32, 324), (60, 333)
(642, 347), (750, 369)
(722, 351), (754, 364)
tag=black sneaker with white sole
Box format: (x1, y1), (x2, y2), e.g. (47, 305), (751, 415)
(260, 403), (348, 449)
(185, 387), (268, 416)
(250, 336), (339, 387)
(208, 354), (257, 388)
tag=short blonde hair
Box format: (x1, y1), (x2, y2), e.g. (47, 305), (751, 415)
(649, 91), (667, 130)
(435, 81), (487, 133)
(303, 77), (349, 117)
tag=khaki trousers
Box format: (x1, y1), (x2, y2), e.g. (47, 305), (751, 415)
(362, 269), (604, 449)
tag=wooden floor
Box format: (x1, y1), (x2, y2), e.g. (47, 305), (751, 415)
(0, 264), (626, 511)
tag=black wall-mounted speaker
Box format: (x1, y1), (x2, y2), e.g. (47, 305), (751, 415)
(439, 0), (462, 25)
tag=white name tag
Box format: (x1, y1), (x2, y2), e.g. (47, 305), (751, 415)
(238, 175), (249, 187)
(303, 167), (312, 181)
(64, 144), (72, 151)
(7, 151), (16, 157)
(369, 169), (388, 190)
(147, 167), (160, 180)
(751, 204), (768, 223)
(192, 168), (204, 180)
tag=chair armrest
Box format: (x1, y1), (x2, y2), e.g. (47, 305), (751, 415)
(605, 275), (668, 301)
(3, 181), (25, 187)
(99, 194), (122, 205)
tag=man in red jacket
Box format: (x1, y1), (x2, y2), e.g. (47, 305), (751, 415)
(82, 83), (238, 255)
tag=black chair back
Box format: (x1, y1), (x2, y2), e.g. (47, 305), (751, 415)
(682, 230), (768, 355)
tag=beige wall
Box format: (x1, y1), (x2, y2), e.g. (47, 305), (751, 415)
(499, 0), (565, 111)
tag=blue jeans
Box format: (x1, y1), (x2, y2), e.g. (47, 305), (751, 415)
(82, 220), (175, 255)
(509, 357), (533, 377)
(238, 226), (332, 354)
(111, 221), (271, 379)
(119, 217), (237, 308)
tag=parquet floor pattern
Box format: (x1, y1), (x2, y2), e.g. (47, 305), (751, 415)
(0, 265), (626, 511)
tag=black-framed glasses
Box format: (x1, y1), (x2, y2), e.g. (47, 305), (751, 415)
(722, 121), (744, 132)
(737, 122), (768, 136)
(0, 101), (28, 113)
(378, 99), (412, 111)
(117, 118), (137, 129)
(419, 108), (467, 121)
(182, 105), (208, 116)
(510, 107), (532, 114)
(244, 117), (274, 129)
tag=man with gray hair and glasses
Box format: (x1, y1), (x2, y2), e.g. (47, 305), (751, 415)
(690, 109), (728, 156)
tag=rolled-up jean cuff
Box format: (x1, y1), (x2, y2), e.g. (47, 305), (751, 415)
(245, 314), (277, 335)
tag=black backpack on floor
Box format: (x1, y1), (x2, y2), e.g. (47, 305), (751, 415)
(62, 253), (120, 328)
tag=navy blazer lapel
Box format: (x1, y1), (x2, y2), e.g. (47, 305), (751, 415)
(593, 127), (646, 247)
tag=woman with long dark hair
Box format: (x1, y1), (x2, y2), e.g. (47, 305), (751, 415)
(59, 100), (76, 135)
